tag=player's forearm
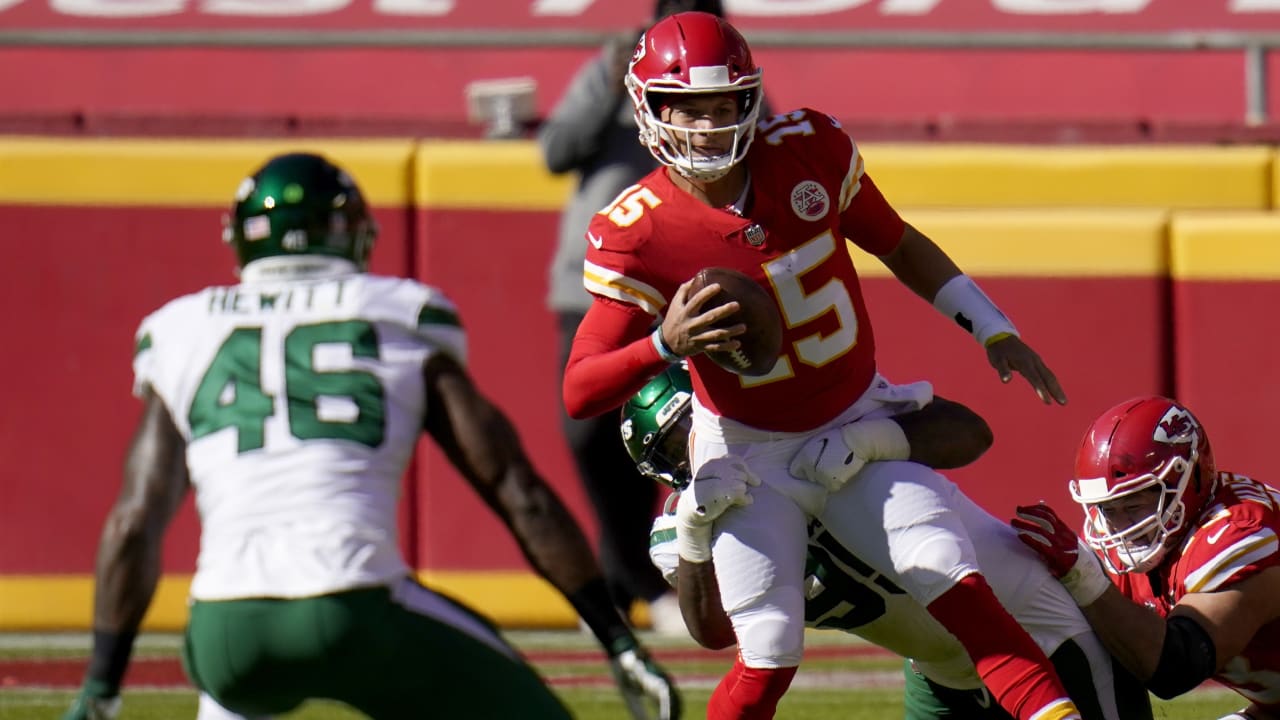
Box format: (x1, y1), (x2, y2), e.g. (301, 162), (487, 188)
(91, 517), (163, 633)
(1080, 585), (1167, 681)
(676, 560), (736, 650)
(492, 472), (642, 655)
(879, 224), (963, 303)
(893, 397), (993, 469)
(82, 505), (164, 696)
(493, 467), (601, 593)
(563, 338), (671, 418)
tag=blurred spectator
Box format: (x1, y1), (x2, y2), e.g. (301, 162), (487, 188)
(538, 0), (734, 635)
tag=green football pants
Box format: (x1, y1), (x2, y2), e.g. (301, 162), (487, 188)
(182, 578), (572, 720)
(902, 637), (1152, 720)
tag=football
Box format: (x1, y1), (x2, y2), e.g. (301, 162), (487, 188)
(687, 267), (784, 377)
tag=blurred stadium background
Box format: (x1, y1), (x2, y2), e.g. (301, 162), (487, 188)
(2, 2), (1279, 712)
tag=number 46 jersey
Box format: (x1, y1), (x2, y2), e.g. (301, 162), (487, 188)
(583, 108), (907, 432)
(132, 262), (466, 601)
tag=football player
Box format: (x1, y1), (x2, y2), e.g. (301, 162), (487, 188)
(63, 153), (678, 720)
(624, 366), (1152, 720)
(562, 10), (1072, 720)
(1012, 397), (1280, 720)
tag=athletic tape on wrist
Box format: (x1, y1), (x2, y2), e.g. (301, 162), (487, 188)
(651, 328), (680, 363)
(676, 522), (713, 563)
(1061, 547), (1111, 606)
(932, 275), (1018, 347)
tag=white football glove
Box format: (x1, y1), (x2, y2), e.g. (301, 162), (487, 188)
(610, 646), (681, 720)
(788, 418), (910, 493)
(675, 457), (760, 563)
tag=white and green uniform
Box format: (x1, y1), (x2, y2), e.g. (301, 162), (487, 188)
(135, 256), (462, 600)
(650, 468), (1151, 720)
(136, 257), (569, 720)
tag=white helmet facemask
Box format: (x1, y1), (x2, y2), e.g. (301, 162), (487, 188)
(1071, 451), (1195, 574)
(628, 66), (763, 182)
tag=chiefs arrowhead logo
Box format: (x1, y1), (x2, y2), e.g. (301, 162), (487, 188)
(1153, 407), (1197, 445)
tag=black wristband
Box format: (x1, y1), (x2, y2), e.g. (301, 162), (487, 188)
(86, 628), (137, 693)
(567, 578), (637, 657)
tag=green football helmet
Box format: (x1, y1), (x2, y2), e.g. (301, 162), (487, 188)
(620, 363), (694, 490)
(223, 152), (377, 269)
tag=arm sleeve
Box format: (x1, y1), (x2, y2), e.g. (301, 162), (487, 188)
(563, 297), (672, 418)
(537, 54), (625, 175)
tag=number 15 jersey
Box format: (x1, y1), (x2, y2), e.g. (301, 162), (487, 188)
(132, 259), (466, 601)
(583, 109), (906, 432)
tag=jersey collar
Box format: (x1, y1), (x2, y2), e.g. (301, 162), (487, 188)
(239, 256), (360, 284)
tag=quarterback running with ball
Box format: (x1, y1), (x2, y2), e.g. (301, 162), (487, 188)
(563, 10), (1073, 720)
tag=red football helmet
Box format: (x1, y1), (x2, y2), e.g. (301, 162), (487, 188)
(625, 11), (764, 181)
(1069, 397), (1217, 574)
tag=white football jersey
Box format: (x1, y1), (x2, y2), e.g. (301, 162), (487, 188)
(133, 257), (466, 600)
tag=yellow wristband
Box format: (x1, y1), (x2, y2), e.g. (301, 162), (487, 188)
(983, 332), (1016, 348)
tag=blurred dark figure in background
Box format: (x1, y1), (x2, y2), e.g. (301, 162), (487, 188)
(538, 0), (731, 635)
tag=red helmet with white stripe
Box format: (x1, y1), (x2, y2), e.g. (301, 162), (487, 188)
(1069, 396), (1217, 574)
(625, 11), (764, 181)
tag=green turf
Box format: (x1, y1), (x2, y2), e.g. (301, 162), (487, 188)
(0, 687), (1248, 719)
(0, 632), (1248, 719)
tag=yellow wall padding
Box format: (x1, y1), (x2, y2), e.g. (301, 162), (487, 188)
(850, 208), (1170, 278)
(0, 138), (416, 207)
(1170, 212), (1280, 281)
(418, 571), (576, 627)
(415, 140), (574, 210)
(0, 572), (583, 630)
(0, 575), (193, 631)
(860, 144), (1273, 210)
(7, 139), (1270, 213)
(413, 141), (1273, 212)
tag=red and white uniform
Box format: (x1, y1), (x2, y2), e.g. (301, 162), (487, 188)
(1111, 472), (1280, 710)
(566, 108), (903, 429)
(571, 107), (984, 662)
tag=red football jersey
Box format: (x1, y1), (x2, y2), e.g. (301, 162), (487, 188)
(1111, 473), (1280, 710)
(582, 109), (904, 431)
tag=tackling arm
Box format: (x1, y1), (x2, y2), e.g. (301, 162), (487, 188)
(789, 393), (993, 493)
(1083, 567), (1280, 699)
(893, 394), (993, 469)
(676, 560), (735, 650)
(67, 388), (191, 719)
